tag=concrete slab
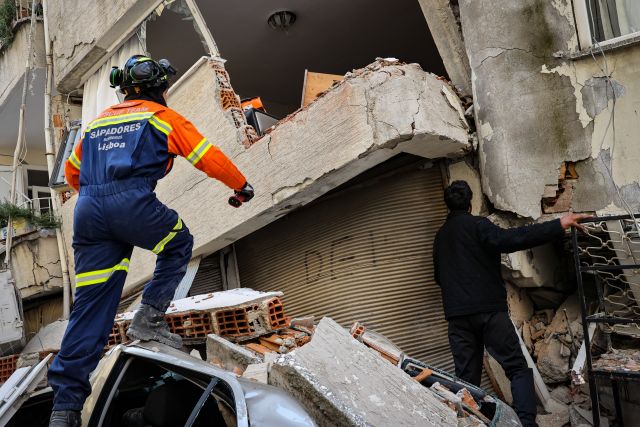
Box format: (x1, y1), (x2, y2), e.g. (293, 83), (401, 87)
(269, 317), (457, 427)
(206, 333), (262, 372)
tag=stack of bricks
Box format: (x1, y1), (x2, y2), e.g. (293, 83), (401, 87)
(107, 320), (131, 349)
(0, 354), (18, 384)
(104, 296), (290, 351)
(210, 60), (260, 148)
(166, 311), (213, 344)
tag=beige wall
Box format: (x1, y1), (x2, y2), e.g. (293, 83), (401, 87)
(0, 22), (45, 107)
(47, 0), (160, 92)
(560, 46), (640, 214)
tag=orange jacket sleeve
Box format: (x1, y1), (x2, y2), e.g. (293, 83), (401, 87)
(64, 139), (82, 191)
(157, 110), (247, 191)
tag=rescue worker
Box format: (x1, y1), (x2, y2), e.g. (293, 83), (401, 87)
(433, 180), (588, 427)
(48, 55), (254, 427)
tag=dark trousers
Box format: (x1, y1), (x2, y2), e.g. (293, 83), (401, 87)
(48, 180), (194, 411)
(448, 311), (538, 427)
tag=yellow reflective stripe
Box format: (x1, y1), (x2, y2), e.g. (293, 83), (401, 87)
(152, 218), (182, 254)
(86, 112), (155, 131)
(76, 258), (130, 288)
(148, 115), (172, 136)
(186, 138), (213, 165)
(68, 152), (81, 170)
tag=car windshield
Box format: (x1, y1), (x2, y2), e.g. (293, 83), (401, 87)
(95, 356), (236, 427)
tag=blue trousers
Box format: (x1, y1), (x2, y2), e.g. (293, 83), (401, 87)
(48, 178), (194, 411)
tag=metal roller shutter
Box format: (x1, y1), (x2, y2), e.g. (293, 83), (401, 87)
(188, 254), (223, 296)
(236, 165), (458, 370)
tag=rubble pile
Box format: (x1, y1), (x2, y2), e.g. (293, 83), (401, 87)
(109, 288), (293, 348)
(530, 296), (583, 384)
(207, 315), (519, 425)
(591, 349), (640, 373)
(498, 287), (640, 426)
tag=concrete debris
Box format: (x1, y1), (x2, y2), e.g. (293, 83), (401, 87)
(569, 404), (609, 427)
(537, 340), (572, 384)
(21, 319), (68, 354)
(550, 385), (575, 405)
(506, 282), (534, 329)
(536, 405), (570, 427)
(241, 362), (269, 384)
(350, 321), (403, 365)
(483, 354), (512, 405)
(205, 333), (261, 372)
(269, 317), (459, 427)
(535, 296), (581, 383)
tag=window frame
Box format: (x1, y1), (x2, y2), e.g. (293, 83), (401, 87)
(574, 0), (640, 49)
(49, 120), (82, 189)
(88, 354), (236, 427)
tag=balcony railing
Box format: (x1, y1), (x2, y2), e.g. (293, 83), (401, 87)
(14, 0), (42, 23)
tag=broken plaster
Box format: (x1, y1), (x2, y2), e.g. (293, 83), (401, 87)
(540, 63), (593, 128)
(581, 76), (625, 119)
(550, 0), (579, 52)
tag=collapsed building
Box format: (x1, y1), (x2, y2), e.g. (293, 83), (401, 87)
(0, 0), (639, 425)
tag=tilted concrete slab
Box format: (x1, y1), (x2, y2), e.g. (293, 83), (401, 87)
(269, 317), (458, 427)
(60, 59), (470, 295)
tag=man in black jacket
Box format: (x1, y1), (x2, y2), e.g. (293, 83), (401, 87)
(433, 180), (588, 427)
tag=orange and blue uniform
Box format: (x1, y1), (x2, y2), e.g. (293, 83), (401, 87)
(48, 99), (246, 411)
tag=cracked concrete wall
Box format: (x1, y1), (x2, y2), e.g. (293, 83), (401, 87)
(459, 0), (640, 218)
(46, 0), (159, 92)
(417, 0), (472, 94)
(60, 59), (470, 296)
(0, 22), (45, 107)
(567, 49), (640, 214)
(10, 235), (63, 300)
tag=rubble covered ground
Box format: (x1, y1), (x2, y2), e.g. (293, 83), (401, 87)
(2, 288), (520, 426)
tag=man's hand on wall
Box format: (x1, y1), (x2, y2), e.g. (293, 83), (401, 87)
(560, 213), (592, 232)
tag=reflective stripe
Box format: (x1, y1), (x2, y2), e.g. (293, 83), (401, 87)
(186, 138), (213, 166)
(76, 258), (130, 288)
(152, 218), (183, 254)
(86, 112), (155, 131)
(68, 152), (81, 170)
(148, 115), (172, 135)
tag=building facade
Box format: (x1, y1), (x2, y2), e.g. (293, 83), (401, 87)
(0, 0), (638, 420)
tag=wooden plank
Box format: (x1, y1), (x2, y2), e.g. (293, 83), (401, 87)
(301, 70), (344, 107)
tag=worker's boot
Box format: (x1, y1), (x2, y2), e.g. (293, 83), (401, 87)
(49, 410), (81, 427)
(126, 303), (182, 349)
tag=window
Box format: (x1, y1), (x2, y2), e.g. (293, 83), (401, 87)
(90, 356), (236, 427)
(49, 121), (81, 189)
(575, 0), (640, 48)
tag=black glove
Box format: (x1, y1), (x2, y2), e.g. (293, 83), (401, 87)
(228, 182), (254, 207)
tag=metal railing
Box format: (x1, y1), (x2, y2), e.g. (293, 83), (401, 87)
(13, 1), (41, 23)
(16, 196), (52, 215)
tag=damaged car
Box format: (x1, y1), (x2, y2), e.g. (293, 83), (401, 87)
(1, 341), (315, 427)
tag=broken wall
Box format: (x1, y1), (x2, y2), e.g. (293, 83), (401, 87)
(60, 59), (470, 295)
(459, 0), (640, 218)
(46, 0), (159, 92)
(10, 234), (62, 300)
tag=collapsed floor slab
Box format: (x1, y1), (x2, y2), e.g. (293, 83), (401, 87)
(59, 59), (471, 297)
(269, 317), (458, 427)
